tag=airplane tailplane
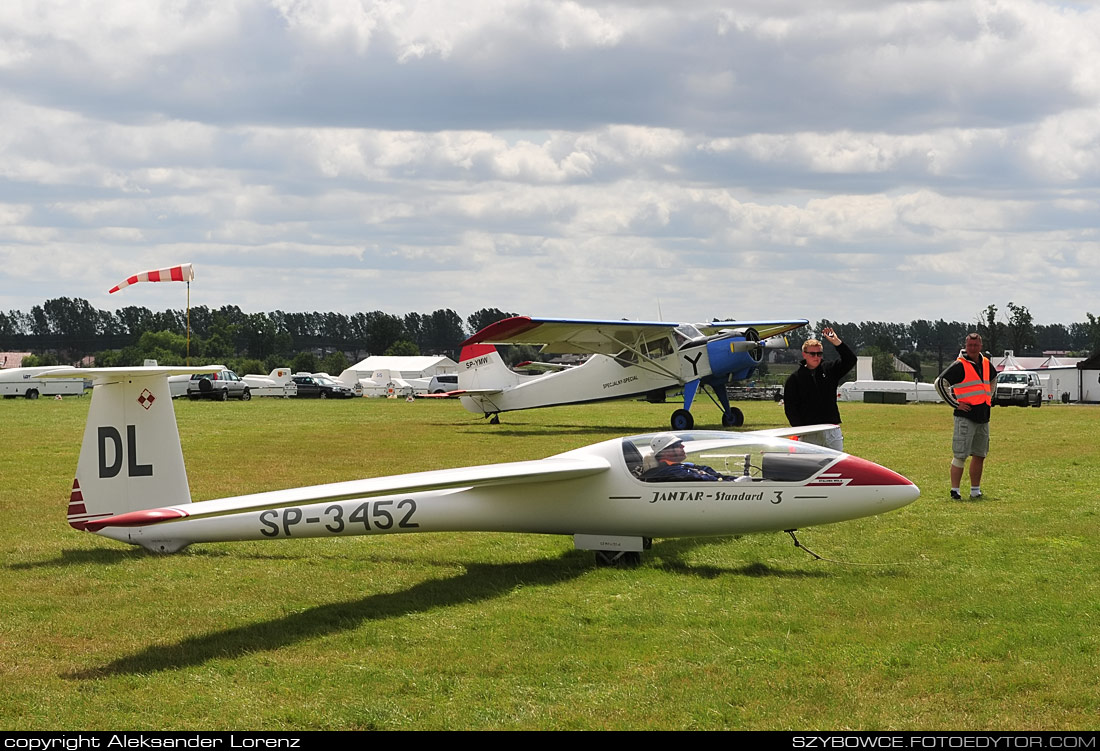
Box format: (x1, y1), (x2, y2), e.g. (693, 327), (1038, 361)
(458, 344), (520, 392)
(61, 368), (203, 532)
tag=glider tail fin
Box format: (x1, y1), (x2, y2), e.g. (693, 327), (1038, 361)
(65, 368), (196, 532)
(457, 344), (520, 391)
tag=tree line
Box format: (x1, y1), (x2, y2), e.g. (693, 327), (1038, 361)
(3, 298), (1098, 381)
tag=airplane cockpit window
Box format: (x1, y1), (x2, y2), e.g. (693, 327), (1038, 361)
(672, 324), (704, 347)
(644, 336), (673, 358)
(613, 348), (638, 367)
(621, 432), (836, 483)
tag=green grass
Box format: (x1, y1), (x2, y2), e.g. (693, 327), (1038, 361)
(2, 396), (1098, 730)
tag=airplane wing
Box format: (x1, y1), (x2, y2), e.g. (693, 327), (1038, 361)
(696, 319), (808, 341)
(79, 455), (611, 531)
(513, 360), (576, 372)
(464, 317), (807, 356)
(748, 424), (838, 440)
(416, 388), (503, 399)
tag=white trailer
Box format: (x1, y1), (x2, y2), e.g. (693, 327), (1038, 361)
(0, 367), (86, 399)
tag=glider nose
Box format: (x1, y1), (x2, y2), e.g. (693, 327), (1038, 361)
(833, 455), (920, 511)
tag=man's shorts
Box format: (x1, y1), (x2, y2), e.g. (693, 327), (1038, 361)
(952, 416), (989, 460)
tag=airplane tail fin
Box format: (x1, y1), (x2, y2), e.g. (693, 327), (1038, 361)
(457, 344), (520, 392)
(46, 367), (213, 532)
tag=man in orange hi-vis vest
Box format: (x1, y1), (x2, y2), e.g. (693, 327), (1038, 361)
(934, 333), (998, 500)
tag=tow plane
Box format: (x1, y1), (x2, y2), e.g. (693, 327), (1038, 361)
(450, 316), (808, 429)
(43, 367), (917, 565)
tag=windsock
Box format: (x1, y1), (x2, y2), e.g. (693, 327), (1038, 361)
(109, 263), (194, 293)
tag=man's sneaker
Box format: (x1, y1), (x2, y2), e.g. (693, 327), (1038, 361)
(970, 491), (983, 500)
(950, 490), (962, 500)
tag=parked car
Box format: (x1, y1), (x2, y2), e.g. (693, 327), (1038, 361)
(290, 374), (356, 399)
(992, 371), (1042, 408)
(187, 370), (250, 401)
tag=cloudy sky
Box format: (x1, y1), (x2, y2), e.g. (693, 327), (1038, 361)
(1, 0), (1098, 330)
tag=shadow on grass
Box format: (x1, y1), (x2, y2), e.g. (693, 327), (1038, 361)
(7, 546), (147, 570)
(66, 550), (591, 679)
(65, 536), (832, 679)
(650, 536), (831, 580)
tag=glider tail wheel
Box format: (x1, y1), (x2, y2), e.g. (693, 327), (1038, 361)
(670, 408), (694, 431)
(722, 407), (745, 428)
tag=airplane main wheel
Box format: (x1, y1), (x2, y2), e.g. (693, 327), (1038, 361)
(489, 415), (500, 424)
(722, 407), (745, 428)
(594, 551), (642, 567)
(670, 409), (694, 431)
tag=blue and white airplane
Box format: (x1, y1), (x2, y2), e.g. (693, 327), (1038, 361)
(449, 316), (807, 429)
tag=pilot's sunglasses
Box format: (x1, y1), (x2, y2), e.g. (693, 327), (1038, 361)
(804, 351), (824, 356)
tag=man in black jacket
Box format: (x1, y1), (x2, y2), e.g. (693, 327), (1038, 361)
(783, 327), (857, 451)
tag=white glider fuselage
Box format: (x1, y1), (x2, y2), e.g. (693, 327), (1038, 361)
(46, 367), (918, 559)
(460, 348), (684, 414)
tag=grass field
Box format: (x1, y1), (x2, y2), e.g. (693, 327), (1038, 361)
(2, 395), (1098, 730)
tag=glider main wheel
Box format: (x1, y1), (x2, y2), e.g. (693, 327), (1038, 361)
(594, 550), (642, 568)
(489, 415), (500, 424)
(670, 409), (694, 431)
(722, 407), (745, 428)
(241, 388), (251, 401)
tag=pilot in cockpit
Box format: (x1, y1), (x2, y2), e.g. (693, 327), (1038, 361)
(641, 434), (729, 482)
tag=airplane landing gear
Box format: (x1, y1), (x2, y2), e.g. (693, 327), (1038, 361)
(489, 414), (500, 424)
(722, 407), (744, 428)
(670, 408), (694, 431)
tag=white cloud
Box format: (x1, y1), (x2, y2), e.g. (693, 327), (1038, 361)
(0, 0), (1099, 327)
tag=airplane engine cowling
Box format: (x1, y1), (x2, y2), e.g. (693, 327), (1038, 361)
(706, 336), (762, 381)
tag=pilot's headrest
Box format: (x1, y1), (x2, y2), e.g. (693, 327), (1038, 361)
(650, 433), (684, 455)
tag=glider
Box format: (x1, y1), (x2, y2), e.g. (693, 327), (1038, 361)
(452, 316), (808, 429)
(42, 367), (918, 565)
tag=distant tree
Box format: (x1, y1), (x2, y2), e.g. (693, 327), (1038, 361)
(977, 305), (1002, 356)
(291, 351), (318, 374)
(1035, 323), (1071, 352)
(385, 339), (420, 357)
(1005, 302), (1036, 354)
(364, 311), (405, 355)
(421, 309), (466, 358)
(1083, 313), (1100, 356)
(320, 351), (349, 375)
(467, 308), (515, 335)
(234, 358), (265, 378)
(22, 353), (59, 367)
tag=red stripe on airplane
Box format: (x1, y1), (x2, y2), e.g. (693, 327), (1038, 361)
(81, 507), (189, 532)
(460, 344), (497, 362)
(811, 456), (914, 487)
(462, 316), (538, 345)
